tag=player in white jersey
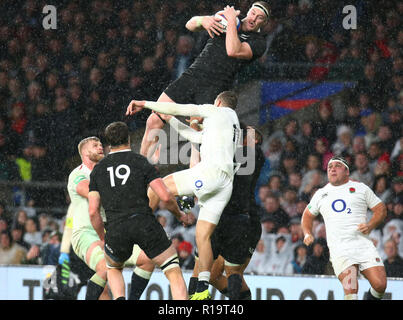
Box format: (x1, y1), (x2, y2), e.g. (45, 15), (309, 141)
(301, 156), (387, 300)
(68, 136), (156, 300)
(126, 91), (241, 300)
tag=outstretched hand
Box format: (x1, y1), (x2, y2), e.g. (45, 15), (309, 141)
(126, 99), (146, 116)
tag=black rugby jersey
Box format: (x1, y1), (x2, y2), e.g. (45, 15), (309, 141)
(185, 30), (266, 87)
(89, 150), (160, 224)
(222, 146), (265, 217)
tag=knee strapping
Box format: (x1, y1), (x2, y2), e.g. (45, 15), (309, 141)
(90, 273), (106, 287)
(134, 267), (152, 280)
(89, 245), (105, 271)
(159, 254), (179, 273)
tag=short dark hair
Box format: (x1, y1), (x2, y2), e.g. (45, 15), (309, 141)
(216, 91), (238, 110)
(105, 121), (129, 147)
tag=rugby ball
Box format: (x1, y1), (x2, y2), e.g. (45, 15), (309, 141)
(215, 11), (241, 32)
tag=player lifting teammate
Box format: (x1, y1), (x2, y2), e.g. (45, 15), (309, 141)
(127, 91), (241, 300)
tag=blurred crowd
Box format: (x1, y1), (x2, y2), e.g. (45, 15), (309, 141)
(0, 0), (402, 277)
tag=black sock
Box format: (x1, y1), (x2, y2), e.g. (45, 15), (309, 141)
(85, 280), (105, 300)
(239, 289), (252, 300)
(196, 280), (209, 293)
(128, 272), (150, 300)
(227, 274), (242, 300)
(188, 277), (198, 295)
(115, 296), (125, 300)
(364, 289), (381, 300)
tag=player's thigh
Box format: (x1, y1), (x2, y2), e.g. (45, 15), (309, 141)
(218, 215), (250, 266)
(211, 255), (225, 282)
(123, 245), (142, 267)
(337, 264), (359, 293)
(361, 266), (387, 292)
(194, 84), (227, 105)
(87, 241), (106, 273)
(171, 166), (201, 197)
(133, 214), (172, 261)
(72, 229), (103, 272)
(196, 170), (233, 224)
(151, 243), (178, 270)
(157, 91), (175, 103)
(163, 72), (196, 104)
(104, 222), (139, 265)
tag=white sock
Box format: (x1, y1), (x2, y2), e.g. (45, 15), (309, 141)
(198, 271), (211, 283)
(370, 287), (384, 299)
(344, 293), (358, 300)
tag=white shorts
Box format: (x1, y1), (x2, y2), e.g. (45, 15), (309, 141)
(172, 163), (233, 225)
(330, 246), (384, 277)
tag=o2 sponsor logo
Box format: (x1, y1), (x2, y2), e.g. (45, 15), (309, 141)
(331, 199), (352, 214)
(195, 180), (203, 190)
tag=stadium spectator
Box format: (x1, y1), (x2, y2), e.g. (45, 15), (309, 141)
(373, 175), (393, 203)
(267, 174), (283, 198)
(40, 230), (62, 265)
(10, 224), (29, 250)
(23, 217), (42, 247)
(383, 239), (403, 278)
(350, 152), (375, 187)
(258, 235), (293, 274)
(178, 240), (195, 271)
(312, 99), (338, 146)
(331, 125), (353, 157)
(285, 243), (308, 275)
(244, 239), (267, 274)
(301, 239), (331, 275)
(259, 195), (290, 232)
(0, 230), (27, 265)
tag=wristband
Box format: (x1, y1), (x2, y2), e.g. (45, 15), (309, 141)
(304, 234), (311, 240)
(190, 119), (199, 125)
(196, 17), (203, 28)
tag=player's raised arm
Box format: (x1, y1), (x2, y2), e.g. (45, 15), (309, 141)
(126, 100), (216, 118)
(185, 15), (224, 38)
(222, 6), (252, 59)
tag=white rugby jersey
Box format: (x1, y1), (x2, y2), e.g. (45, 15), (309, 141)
(308, 180), (382, 257)
(145, 101), (241, 178)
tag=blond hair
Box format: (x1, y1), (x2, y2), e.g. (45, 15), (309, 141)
(77, 136), (100, 158)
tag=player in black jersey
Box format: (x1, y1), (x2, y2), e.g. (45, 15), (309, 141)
(187, 124), (265, 300)
(87, 121), (190, 300)
(126, 2), (271, 159)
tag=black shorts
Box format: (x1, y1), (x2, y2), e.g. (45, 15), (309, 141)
(164, 71), (228, 105)
(247, 216), (262, 258)
(211, 214), (250, 265)
(104, 214), (171, 262)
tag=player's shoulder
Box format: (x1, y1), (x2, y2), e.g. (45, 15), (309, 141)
(348, 179), (371, 191)
(68, 164), (86, 179)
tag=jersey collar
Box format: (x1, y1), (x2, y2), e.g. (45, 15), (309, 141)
(108, 149), (131, 154)
(80, 163), (91, 174)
